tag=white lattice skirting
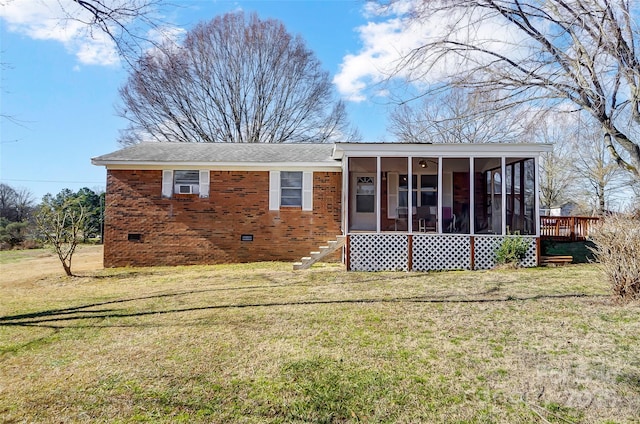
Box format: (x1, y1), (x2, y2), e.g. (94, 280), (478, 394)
(474, 236), (538, 270)
(412, 235), (471, 271)
(348, 234), (538, 271)
(349, 234), (408, 271)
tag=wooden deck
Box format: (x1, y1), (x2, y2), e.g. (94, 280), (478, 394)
(540, 216), (600, 241)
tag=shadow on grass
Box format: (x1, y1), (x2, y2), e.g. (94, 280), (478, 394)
(617, 372), (640, 393)
(0, 290), (605, 330)
(0, 272), (434, 326)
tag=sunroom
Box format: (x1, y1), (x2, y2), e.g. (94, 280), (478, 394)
(333, 143), (553, 271)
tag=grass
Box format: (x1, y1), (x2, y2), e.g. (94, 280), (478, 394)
(0, 248), (48, 264)
(1, 247), (639, 423)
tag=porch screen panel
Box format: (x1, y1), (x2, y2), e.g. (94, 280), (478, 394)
(420, 175), (437, 208)
(387, 173), (398, 218)
(524, 159), (536, 235)
(383, 157), (409, 228)
(505, 158), (535, 235)
(474, 158), (502, 234)
(348, 157), (377, 232)
(398, 174), (418, 209)
(443, 158), (470, 234)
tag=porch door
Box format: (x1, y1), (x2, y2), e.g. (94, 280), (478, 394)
(350, 173), (376, 231)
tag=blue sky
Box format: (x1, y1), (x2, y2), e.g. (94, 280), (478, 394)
(1, 0), (415, 201)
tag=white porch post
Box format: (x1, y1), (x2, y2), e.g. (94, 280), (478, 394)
(437, 157), (443, 233)
(469, 157), (475, 235)
(534, 155), (541, 237)
(342, 156), (349, 235)
(407, 156), (413, 233)
(501, 156), (507, 235)
(376, 156), (381, 233)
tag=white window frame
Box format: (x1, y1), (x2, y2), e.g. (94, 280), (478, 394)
(269, 170), (313, 211)
(280, 171), (303, 207)
(161, 169), (210, 198)
(388, 172), (439, 218)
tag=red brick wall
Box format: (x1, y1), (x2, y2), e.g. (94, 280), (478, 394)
(104, 169), (342, 267)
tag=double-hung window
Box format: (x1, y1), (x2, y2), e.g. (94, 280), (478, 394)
(388, 173), (438, 219)
(269, 171), (313, 211)
(161, 170), (210, 198)
(280, 171), (303, 207)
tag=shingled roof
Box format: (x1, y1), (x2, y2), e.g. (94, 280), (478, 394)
(91, 142), (340, 166)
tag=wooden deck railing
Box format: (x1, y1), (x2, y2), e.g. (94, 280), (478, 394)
(540, 216), (600, 241)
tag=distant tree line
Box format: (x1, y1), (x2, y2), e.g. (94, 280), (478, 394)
(0, 184), (104, 250)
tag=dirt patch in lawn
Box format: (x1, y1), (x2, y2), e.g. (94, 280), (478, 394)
(0, 245), (103, 287)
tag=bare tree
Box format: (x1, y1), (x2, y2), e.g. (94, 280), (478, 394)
(36, 195), (86, 276)
(0, 61), (20, 126)
(118, 12), (357, 144)
(0, 183), (34, 221)
(571, 119), (626, 215)
(390, 0), (640, 179)
(13, 187), (35, 222)
(0, 183), (18, 221)
(61, 0), (165, 63)
(0, 183), (35, 248)
(389, 87), (535, 143)
(537, 119), (576, 211)
(0, 0), (165, 63)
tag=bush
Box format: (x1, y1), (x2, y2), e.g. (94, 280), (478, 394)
(495, 233), (530, 267)
(589, 214), (640, 303)
(0, 219), (29, 248)
(20, 239), (43, 249)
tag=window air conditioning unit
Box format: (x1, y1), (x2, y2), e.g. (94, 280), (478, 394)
(177, 184), (195, 194)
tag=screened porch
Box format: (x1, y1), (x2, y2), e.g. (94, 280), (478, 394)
(346, 156), (538, 236)
(333, 143), (552, 271)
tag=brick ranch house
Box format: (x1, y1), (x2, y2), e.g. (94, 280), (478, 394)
(92, 142), (552, 271)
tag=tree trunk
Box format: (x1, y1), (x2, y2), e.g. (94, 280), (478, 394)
(598, 182), (606, 216)
(62, 262), (73, 277)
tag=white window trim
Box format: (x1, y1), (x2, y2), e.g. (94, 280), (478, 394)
(302, 171), (313, 211)
(269, 171), (281, 210)
(161, 169), (210, 198)
(162, 170), (173, 198)
(269, 170), (313, 211)
(199, 170), (210, 198)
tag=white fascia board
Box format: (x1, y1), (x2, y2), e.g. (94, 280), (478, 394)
(93, 160), (341, 172)
(334, 143), (553, 158)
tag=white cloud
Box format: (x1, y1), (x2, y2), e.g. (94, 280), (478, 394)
(143, 24), (186, 57)
(334, 16), (424, 102)
(335, 1), (530, 103)
(0, 0), (120, 66)
(147, 25), (186, 45)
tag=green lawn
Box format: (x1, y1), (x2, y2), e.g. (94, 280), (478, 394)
(1, 255), (638, 423)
